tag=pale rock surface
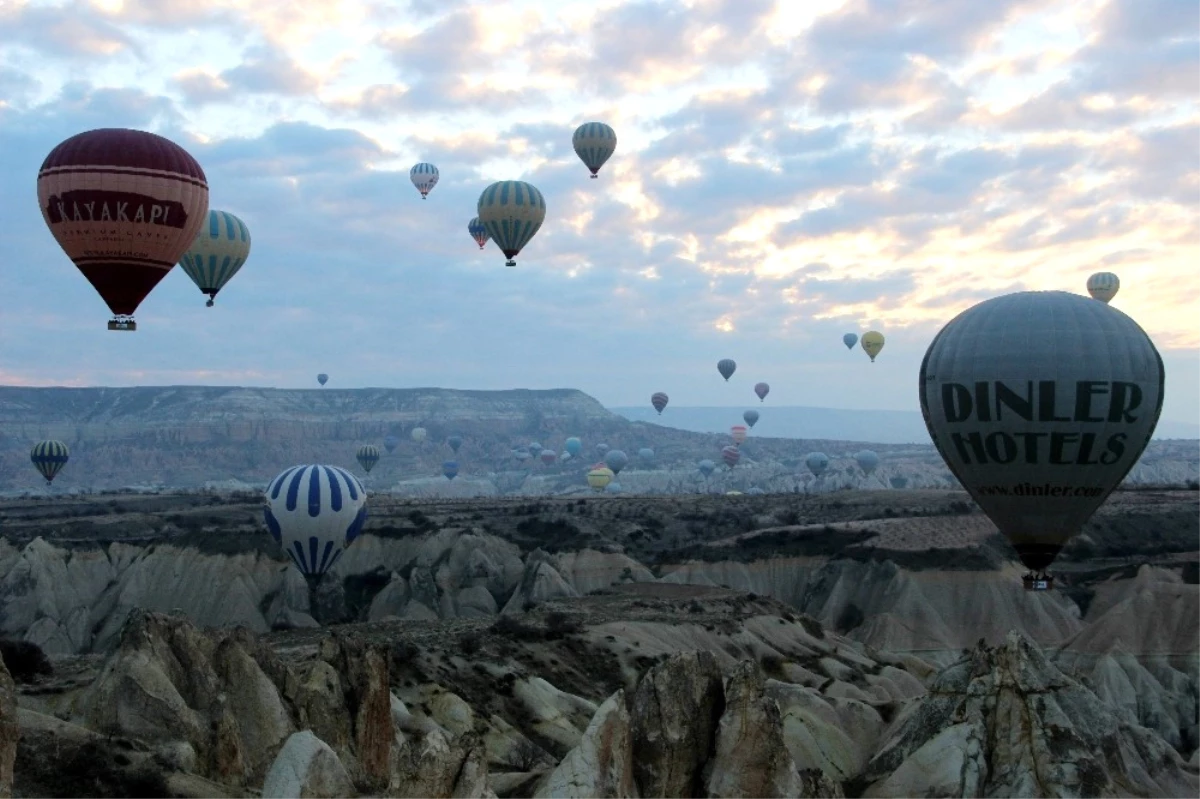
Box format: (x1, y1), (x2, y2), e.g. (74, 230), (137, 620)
(535, 690), (636, 799)
(768, 680), (883, 783)
(511, 676), (598, 755)
(703, 661), (803, 799)
(261, 730), (354, 799)
(0, 657), (15, 799)
(629, 650), (724, 798)
(550, 550), (654, 595)
(502, 554), (579, 613)
(860, 631), (1199, 798)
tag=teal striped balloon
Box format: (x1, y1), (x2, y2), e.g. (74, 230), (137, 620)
(477, 181), (547, 267)
(31, 440), (69, 485)
(572, 122), (617, 178)
(178, 210), (251, 306)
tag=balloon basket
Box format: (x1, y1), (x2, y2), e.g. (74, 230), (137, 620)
(590, 174), (598, 179)
(1022, 574), (1054, 591)
(505, 260), (516, 267)
(107, 317), (136, 331)
(205, 298), (215, 307)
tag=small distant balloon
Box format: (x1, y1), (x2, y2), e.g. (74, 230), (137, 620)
(317, 374), (329, 386)
(721, 445), (741, 468)
(754, 382), (769, 402)
(566, 437), (583, 457)
(541, 449), (558, 465)
(443, 460), (459, 480)
(356, 444), (380, 474)
(447, 435), (463, 453)
(638, 447), (655, 465)
(698, 459), (716, 478)
(854, 450), (880, 476)
(861, 332), (885, 362)
(730, 425), (748, 446)
(605, 449), (629, 475)
(805, 452), (830, 477)
(843, 333), (858, 350)
(572, 122), (617, 178)
(410, 162), (439, 199)
(384, 435), (399, 454)
(596, 443), (610, 458)
(468, 217), (489, 249)
(1086, 272), (1120, 303)
(528, 442), (544, 458)
(717, 359), (737, 381)
(743, 409), (759, 428)
(651, 392), (669, 415)
(411, 427), (427, 443)
(31, 440), (69, 486)
(587, 465), (614, 492)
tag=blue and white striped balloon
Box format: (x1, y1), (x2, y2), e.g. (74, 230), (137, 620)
(468, 216), (489, 249)
(264, 465), (368, 579)
(410, 162), (440, 199)
(178, 210), (251, 307)
(572, 121), (617, 178)
(477, 181), (546, 267)
(31, 440), (69, 485)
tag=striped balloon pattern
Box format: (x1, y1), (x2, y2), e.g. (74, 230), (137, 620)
(651, 391), (669, 414)
(468, 216), (490, 249)
(572, 122), (618, 178)
(410, 162), (439, 198)
(730, 425), (748, 445)
(1086, 272), (1120, 303)
(264, 464), (368, 579)
(356, 444), (380, 473)
(178, 209), (251, 306)
(31, 440), (70, 485)
(477, 181), (546, 266)
(722, 445), (741, 468)
(754, 382), (769, 401)
(717, 359), (736, 381)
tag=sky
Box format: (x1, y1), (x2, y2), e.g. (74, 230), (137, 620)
(0, 0), (1197, 424)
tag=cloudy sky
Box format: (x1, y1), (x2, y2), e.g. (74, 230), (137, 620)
(1, 0), (1197, 424)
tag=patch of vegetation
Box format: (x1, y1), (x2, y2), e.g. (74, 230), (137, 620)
(458, 631), (483, 656)
(760, 653), (786, 678)
(491, 615), (545, 641)
(798, 615), (825, 639)
(14, 738), (171, 799)
(343, 568), (393, 619)
(665, 526), (874, 564)
(0, 638), (53, 683)
(544, 611), (583, 639)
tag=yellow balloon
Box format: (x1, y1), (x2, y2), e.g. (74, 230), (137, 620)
(861, 331), (885, 362)
(586, 466), (614, 492)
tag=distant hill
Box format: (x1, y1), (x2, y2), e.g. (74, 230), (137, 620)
(611, 405), (1200, 444)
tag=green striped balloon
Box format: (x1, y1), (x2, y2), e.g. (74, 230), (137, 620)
(178, 210), (251, 306)
(477, 181), (547, 267)
(572, 121), (617, 178)
(31, 440), (69, 485)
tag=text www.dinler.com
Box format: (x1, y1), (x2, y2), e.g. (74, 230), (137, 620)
(976, 483), (1106, 498)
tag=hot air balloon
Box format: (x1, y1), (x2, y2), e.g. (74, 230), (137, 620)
(565, 437), (582, 458)
(477, 181), (546, 267)
(919, 290), (1164, 588)
(178, 209), (251, 307)
(754, 382), (769, 402)
(529, 442), (544, 458)
(443, 461), (459, 480)
(38, 128), (209, 330)
(587, 465), (614, 492)
(638, 447), (655, 465)
(596, 443), (610, 458)
(805, 452), (829, 477)
(467, 216), (489, 249)
(606, 481), (623, 494)
(698, 459), (716, 478)
(410, 162), (439, 199)
(384, 435), (399, 454)
(561, 450), (572, 462)
(855, 450), (880, 476)
(572, 122), (617, 178)
(743, 409), (759, 428)
(721, 445), (741, 468)
(730, 425), (748, 446)
(317, 374), (329, 386)
(651, 392), (669, 414)
(411, 427), (427, 443)
(447, 435), (463, 453)
(356, 444), (380, 474)
(514, 448), (532, 462)
(541, 449), (558, 465)
(31, 440), (69, 486)
(1086, 272), (1120, 303)
(717, 359), (737, 381)
(264, 464), (368, 582)
(861, 332), (885, 362)
(605, 449), (629, 475)
(843, 333), (858, 350)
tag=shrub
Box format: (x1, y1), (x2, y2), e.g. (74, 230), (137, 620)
(798, 615), (825, 639)
(491, 615), (544, 641)
(0, 638), (53, 683)
(458, 632), (482, 656)
(545, 611), (582, 637)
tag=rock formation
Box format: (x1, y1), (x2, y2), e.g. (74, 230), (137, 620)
(0, 657), (15, 799)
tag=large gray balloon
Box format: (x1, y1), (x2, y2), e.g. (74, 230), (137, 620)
(717, 359), (736, 381)
(805, 452), (829, 477)
(854, 450), (879, 475)
(605, 449), (629, 475)
(919, 291), (1163, 573)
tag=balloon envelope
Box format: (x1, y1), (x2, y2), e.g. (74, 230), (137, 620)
(565, 437), (583, 457)
(1087, 272), (1119, 303)
(596, 443), (610, 457)
(411, 427), (427, 443)
(541, 450), (557, 465)
(754, 382), (769, 401)
(743, 409), (759, 428)
(698, 459), (715, 478)
(38, 128), (209, 326)
(919, 290), (1164, 572)
(443, 461), (459, 480)
(717, 359), (737, 381)
(854, 450), (880, 475)
(806, 452), (829, 477)
(477, 181), (546, 267)
(317, 374), (328, 386)
(468, 217), (489, 249)
(730, 425), (748, 445)
(528, 442), (544, 458)
(722, 445), (741, 468)
(573, 122), (617, 177)
(605, 449), (629, 475)
(651, 391), (669, 414)
(264, 465), (368, 579)
(861, 332), (885, 362)
(410, 162), (439, 198)
(843, 333), (858, 350)
(178, 209), (251, 306)
(587, 466), (614, 492)
(638, 447), (655, 464)
(31, 440), (69, 485)
(447, 435), (463, 453)
(356, 444), (380, 474)
(384, 435), (399, 453)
